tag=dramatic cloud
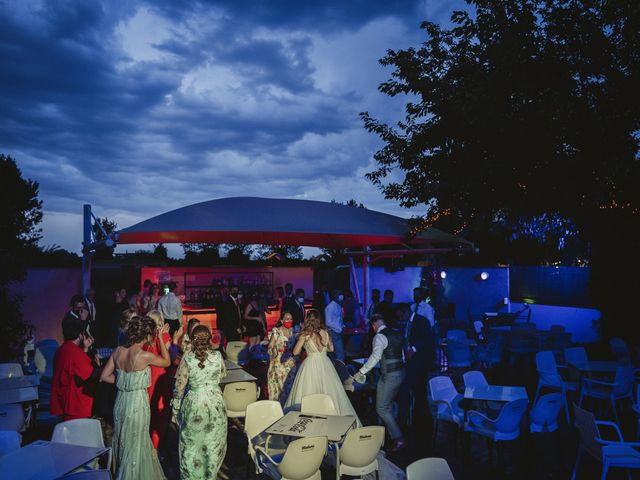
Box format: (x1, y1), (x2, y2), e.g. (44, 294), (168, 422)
(0, 0), (466, 256)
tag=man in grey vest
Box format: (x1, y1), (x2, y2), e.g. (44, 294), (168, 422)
(353, 314), (406, 451)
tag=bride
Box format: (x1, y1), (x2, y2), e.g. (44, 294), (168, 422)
(284, 309), (360, 425)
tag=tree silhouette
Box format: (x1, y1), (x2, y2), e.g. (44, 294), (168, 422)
(362, 0), (640, 337)
(92, 216), (118, 260)
(181, 243), (221, 265)
(0, 154), (41, 360)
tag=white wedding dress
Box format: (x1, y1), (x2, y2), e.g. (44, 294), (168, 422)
(284, 331), (361, 426)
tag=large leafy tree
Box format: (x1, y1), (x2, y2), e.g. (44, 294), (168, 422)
(362, 1), (640, 337)
(0, 154), (42, 360)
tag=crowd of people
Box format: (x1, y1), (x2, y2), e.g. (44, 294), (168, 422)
(50, 280), (440, 479)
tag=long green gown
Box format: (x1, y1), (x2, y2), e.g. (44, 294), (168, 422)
(113, 367), (166, 479)
(171, 350), (227, 480)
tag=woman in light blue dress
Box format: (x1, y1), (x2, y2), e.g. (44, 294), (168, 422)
(100, 315), (170, 479)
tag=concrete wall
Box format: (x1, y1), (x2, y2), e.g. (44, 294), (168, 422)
(9, 267), (83, 343)
(510, 302), (600, 344)
(441, 267), (510, 321)
(350, 265), (600, 343)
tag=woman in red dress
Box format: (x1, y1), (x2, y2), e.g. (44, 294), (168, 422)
(145, 310), (175, 450)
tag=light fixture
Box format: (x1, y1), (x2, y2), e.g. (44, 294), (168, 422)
(480, 271), (489, 280)
(440, 270), (447, 279)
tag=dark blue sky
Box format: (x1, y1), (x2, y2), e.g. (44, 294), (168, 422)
(0, 0), (464, 256)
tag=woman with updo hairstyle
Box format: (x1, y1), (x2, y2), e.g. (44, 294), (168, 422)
(100, 315), (170, 479)
(171, 325), (227, 479)
(117, 307), (138, 346)
(284, 309), (361, 424)
(178, 318), (201, 354)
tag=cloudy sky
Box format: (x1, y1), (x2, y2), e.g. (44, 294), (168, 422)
(0, 0), (465, 257)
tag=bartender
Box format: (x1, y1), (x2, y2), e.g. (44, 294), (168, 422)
(157, 282), (182, 336)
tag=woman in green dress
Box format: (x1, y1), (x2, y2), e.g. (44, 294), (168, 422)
(171, 325), (227, 480)
(100, 315), (170, 479)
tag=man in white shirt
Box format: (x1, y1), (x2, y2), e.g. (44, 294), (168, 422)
(157, 283), (183, 336)
(353, 314), (406, 451)
(411, 287), (435, 327)
(324, 289), (345, 361)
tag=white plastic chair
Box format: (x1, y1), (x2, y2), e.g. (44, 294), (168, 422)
(578, 365), (634, 424)
(406, 457), (454, 480)
(429, 376), (464, 447)
(59, 471), (113, 479)
(530, 393), (563, 433)
(52, 418), (111, 470)
(0, 404), (25, 431)
(463, 370), (489, 388)
(336, 426), (384, 480)
(0, 363), (23, 378)
(34, 344), (58, 379)
(302, 394), (338, 416)
(447, 340), (472, 368)
(465, 398), (528, 468)
(226, 341), (249, 364)
(446, 329), (467, 341)
(257, 435), (327, 480)
(245, 401), (287, 475)
(609, 337), (631, 364)
(565, 347), (588, 366)
(0, 430), (21, 456)
(223, 381), (259, 418)
(535, 350), (576, 422)
(572, 402), (640, 480)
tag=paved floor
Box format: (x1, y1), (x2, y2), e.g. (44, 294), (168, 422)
(28, 347), (639, 479)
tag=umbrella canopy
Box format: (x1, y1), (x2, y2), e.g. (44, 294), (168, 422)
(115, 197), (473, 250)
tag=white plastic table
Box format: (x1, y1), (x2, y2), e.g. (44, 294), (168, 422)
(464, 385), (528, 403)
(0, 440), (109, 480)
(220, 368), (257, 385)
(264, 411), (357, 442)
(225, 359), (243, 371)
(0, 374), (39, 405)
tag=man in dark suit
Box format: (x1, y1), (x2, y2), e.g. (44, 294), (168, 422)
(396, 302), (436, 428)
(219, 286), (242, 344)
(63, 294), (90, 335)
(374, 289), (395, 326)
(283, 288), (306, 328)
(281, 282), (297, 317)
